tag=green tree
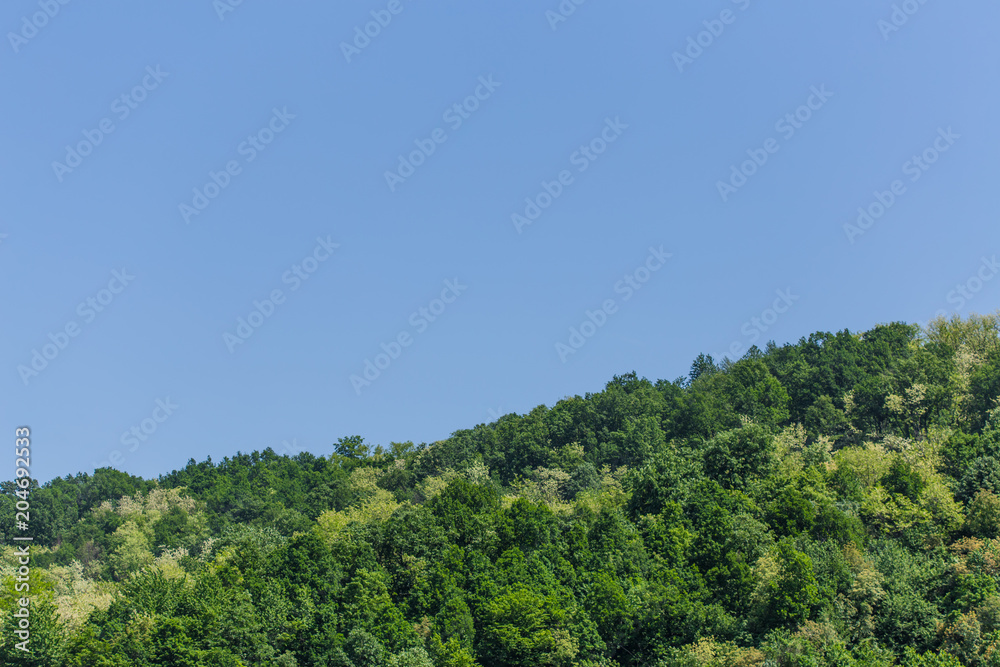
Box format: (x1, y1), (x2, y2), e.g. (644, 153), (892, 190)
(478, 587), (579, 667)
(703, 424), (777, 490)
(720, 359), (791, 429)
(0, 600), (67, 666)
(335, 435), (370, 460)
(752, 540), (821, 631)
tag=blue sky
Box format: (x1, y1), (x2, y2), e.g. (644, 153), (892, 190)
(2, 0), (998, 482)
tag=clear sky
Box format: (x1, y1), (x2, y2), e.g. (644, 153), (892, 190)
(2, 1), (998, 482)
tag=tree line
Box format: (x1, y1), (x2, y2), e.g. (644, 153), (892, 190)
(4, 314), (1000, 666)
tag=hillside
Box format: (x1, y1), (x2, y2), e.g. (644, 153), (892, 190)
(4, 314), (1000, 666)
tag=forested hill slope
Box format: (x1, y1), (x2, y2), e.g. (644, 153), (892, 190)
(5, 315), (1000, 666)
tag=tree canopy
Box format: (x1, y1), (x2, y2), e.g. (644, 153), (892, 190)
(4, 314), (1000, 666)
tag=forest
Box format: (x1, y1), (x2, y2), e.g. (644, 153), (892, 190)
(5, 313), (1000, 666)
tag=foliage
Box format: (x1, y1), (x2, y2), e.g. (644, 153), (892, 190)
(1, 314), (999, 665)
